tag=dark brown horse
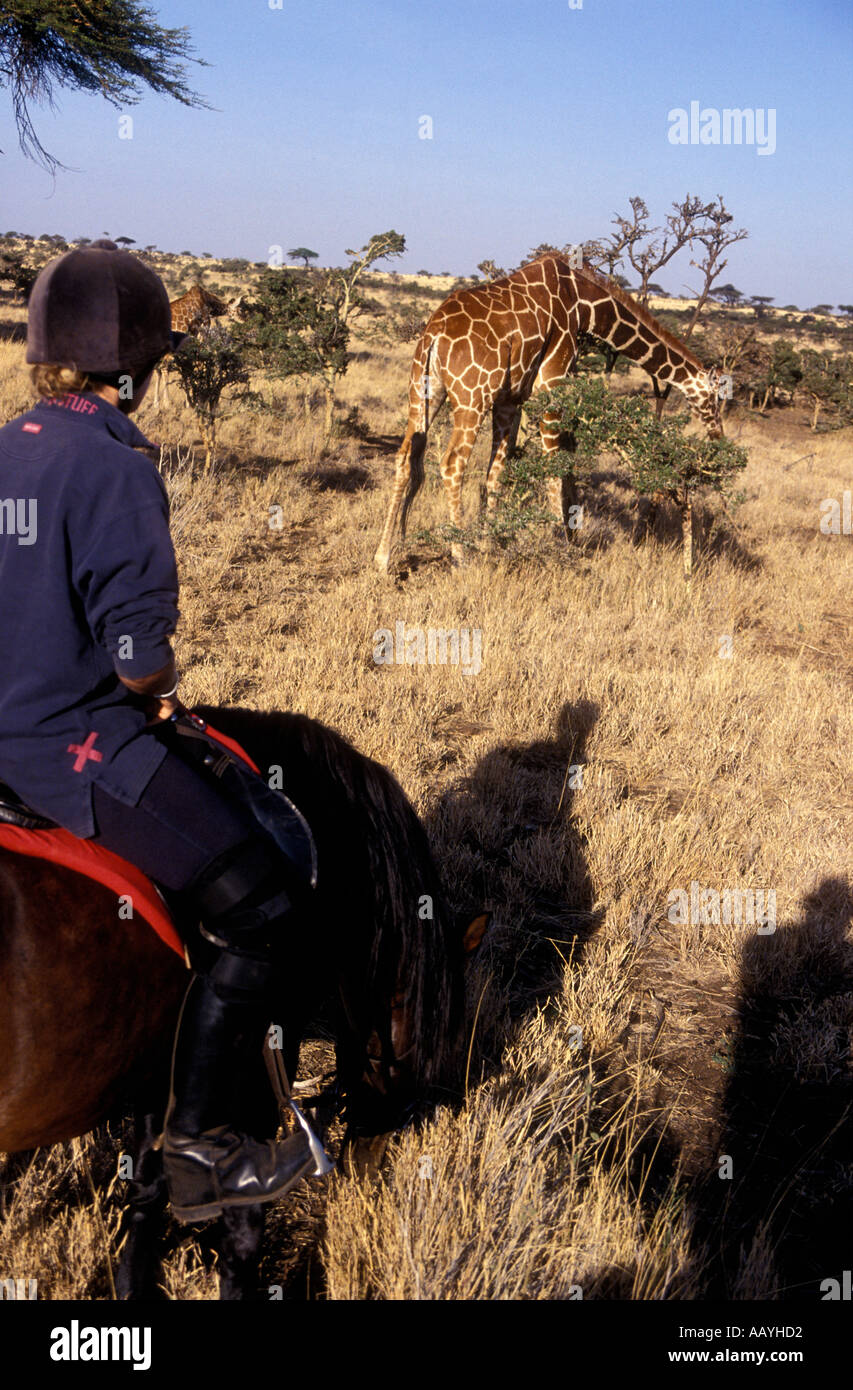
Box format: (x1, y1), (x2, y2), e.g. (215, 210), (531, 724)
(0, 705), (485, 1298)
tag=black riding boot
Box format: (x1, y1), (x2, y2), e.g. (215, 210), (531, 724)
(162, 838), (317, 1224)
(163, 974), (314, 1223)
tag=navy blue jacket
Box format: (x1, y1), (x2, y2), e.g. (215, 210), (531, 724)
(0, 391), (179, 836)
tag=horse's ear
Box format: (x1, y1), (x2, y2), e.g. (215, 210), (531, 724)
(462, 911), (490, 954)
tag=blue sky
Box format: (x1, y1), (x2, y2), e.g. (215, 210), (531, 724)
(3, 0), (851, 304)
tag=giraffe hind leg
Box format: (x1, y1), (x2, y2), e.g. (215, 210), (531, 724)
(152, 361), (170, 410)
(439, 417), (480, 565)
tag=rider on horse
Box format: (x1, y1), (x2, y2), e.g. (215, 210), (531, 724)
(0, 241), (320, 1223)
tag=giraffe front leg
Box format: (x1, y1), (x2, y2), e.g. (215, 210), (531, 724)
(153, 358), (172, 411)
(540, 408), (578, 540)
(545, 473), (579, 542)
(484, 404), (521, 521)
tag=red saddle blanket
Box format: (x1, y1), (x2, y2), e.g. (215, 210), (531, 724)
(0, 719), (259, 962)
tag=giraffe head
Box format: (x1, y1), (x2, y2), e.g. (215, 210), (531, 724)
(194, 286), (229, 321)
(682, 366), (725, 439)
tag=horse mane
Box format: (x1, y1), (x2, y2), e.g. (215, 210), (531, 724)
(194, 705), (464, 1091)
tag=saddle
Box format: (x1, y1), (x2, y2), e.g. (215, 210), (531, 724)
(0, 782), (57, 830)
(0, 712), (317, 960)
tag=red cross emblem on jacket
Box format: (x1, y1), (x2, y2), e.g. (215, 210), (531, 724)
(67, 731), (103, 772)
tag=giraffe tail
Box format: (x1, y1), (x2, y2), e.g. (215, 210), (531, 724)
(416, 338), (447, 435)
(423, 340), (433, 434)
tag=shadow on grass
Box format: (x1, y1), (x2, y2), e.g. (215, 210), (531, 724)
(425, 699), (603, 1083)
(691, 876), (853, 1300)
(559, 880), (853, 1300)
(565, 464), (762, 574)
(0, 319), (26, 343)
(303, 464), (375, 493)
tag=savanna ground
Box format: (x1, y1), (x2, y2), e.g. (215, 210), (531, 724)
(0, 262), (851, 1301)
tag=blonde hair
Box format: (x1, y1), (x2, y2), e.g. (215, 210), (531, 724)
(30, 363), (96, 397)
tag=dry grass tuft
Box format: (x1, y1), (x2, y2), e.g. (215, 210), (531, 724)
(325, 935), (708, 1300)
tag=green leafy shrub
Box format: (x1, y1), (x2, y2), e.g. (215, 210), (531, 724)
(514, 378), (748, 576)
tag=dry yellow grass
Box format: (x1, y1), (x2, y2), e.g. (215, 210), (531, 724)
(0, 274), (850, 1300)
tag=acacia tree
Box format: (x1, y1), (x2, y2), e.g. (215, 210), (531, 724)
(750, 295), (774, 320)
(169, 324), (249, 472)
(313, 230), (405, 432)
(798, 352), (853, 431)
(714, 283), (744, 307)
(523, 242), (584, 266)
(0, 0), (208, 172)
(476, 259), (506, 281)
(0, 248), (37, 299)
(328, 233), (404, 330)
(583, 195), (748, 414)
(696, 320), (764, 411)
(583, 235), (627, 279)
(524, 242), (560, 262)
(237, 268), (347, 431)
(585, 195), (747, 317)
(601, 195), (714, 304)
(287, 247), (318, 268)
(758, 340), (802, 410)
(241, 230), (405, 437)
(642, 196), (749, 419)
(682, 198), (748, 337)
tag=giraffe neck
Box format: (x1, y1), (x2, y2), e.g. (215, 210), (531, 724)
(581, 289), (700, 391)
(568, 270), (721, 436)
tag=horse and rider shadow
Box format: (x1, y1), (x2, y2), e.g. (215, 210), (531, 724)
(424, 697), (602, 1086)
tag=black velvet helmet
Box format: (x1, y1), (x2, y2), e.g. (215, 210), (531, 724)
(26, 239), (179, 375)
